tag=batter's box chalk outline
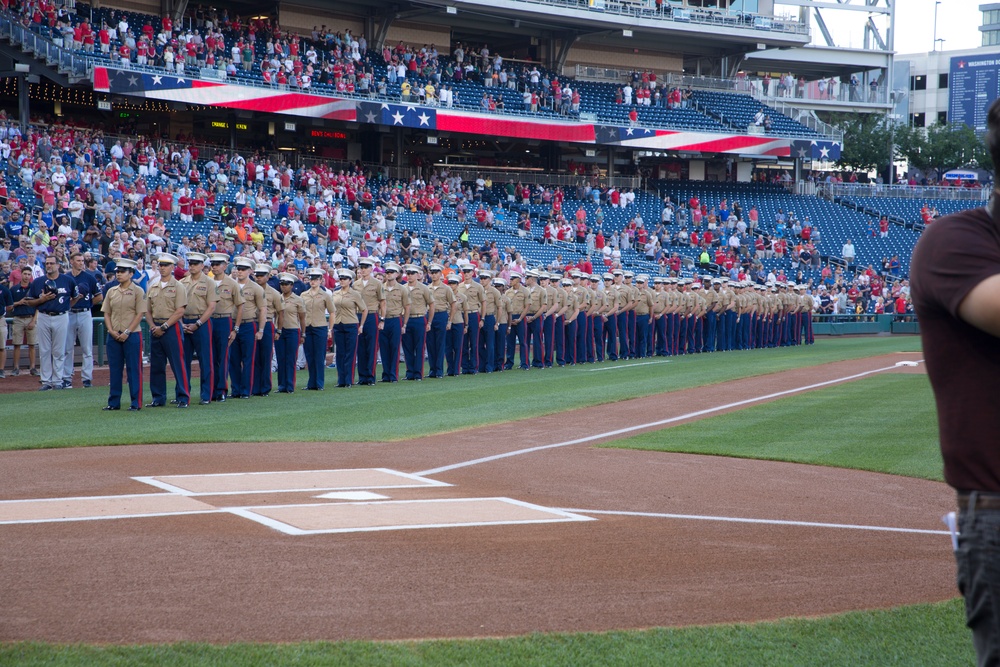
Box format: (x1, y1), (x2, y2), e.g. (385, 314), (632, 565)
(132, 468), (451, 496)
(225, 497), (597, 535)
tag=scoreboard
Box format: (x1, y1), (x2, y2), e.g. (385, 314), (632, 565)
(949, 53), (1000, 132)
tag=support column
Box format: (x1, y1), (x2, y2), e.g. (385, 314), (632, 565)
(18, 75), (29, 134)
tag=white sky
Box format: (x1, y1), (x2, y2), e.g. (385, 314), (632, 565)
(790, 0), (982, 55)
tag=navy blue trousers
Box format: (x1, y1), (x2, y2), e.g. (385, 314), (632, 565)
(334, 322), (359, 386)
(275, 328), (299, 392)
(210, 316), (233, 400)
(379, 316), (403, 382)
(427, 312), (449, 377)
(303, 325), (328, 389)
(183, 317), (213, 403)
(150, 322), (189, 405)
(402, 315), (427, 380)
(107, 331), (143, 409)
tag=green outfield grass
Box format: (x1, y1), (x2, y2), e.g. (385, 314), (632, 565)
(0, 599), (970, 666)
(2, 336), (920, 450)
(604, 373), (942, 481)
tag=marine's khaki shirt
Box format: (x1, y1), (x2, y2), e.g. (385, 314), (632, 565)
(181, 273), (219, 317)
(384, 282), (410, 318)
(333, 287), (366, 325)
(634, 287), (653, 316)
(482, 284), (501, 317)
(506, 285), (528, 318)
(450, 291), (466, 324)
(147, 277), (188, 321)
(429, 283), (456, 313)
(302, 287), (335, 327)
(357, 278), (385, 312)
(262, 284), (283, 323)
(544, 285), (558, 314)
(407, 281), (434, 317)
(496, 291), (510, 324)
(653, 291), (668, 316)
(278, 292), (306, 329)
(213, 274), (244, 317)
(526, 285), (548, 314)
(102, 283), (146, 333)
(458, 280), (485, 312)
(236, 280), (265, 323)
(613, 284), (629, 310)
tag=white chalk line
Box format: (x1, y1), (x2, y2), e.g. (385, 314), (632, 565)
(555, 508), (950, 536)
(415, 360), (924, 476)
(579, 360), (672, 372)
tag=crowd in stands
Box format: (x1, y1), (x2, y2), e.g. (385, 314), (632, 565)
(0, 115), (923, 331)
(6, 0), (826, 135)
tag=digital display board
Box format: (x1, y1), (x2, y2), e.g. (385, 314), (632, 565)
(949, 53), (1000, 132)
(310, 129), (347, 140)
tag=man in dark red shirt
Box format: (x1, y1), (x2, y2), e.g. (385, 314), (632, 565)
(911, 97), (1000, 666)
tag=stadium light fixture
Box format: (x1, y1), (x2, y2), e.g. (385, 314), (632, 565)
(622, 29), (633, 37)
(446, 6), (457, 14)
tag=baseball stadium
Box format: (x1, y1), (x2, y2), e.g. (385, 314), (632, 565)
(0, 0), (987, 664)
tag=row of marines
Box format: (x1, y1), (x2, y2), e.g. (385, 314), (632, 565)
(100, 252), (815, 410)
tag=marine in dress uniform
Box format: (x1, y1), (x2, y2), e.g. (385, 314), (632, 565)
(102, 258), (146, 410)
(402, 265), (434, 380)
(633, 275), (653, 359)
(493, 277), (510, 372)
(613, 270), (631, 360)
(253, 264), (284, 396)
(562, 277), (579, 365)
(478, 270), (500, 373)
(591, 275), (608, 362)
(458, 263), (485, 374)
(208, 253), (245, 402)
(603, 272), (619, 362)
(524, 271), (547, 368)
(426, 264), (456, 378)
(145, 253), (190, 407)
(623, 271), (638, 359)
(355, 258), (385, 386)
(180, 253), (218, 404)
(552, 278), (573, 367)
(652, 278), (669, 356)
(332, 269), (368, 387)
(445, 272), (467, 376)
(275, 272), (307, 392)
(379, 262), (409, 382)
(301, 267), (336, 390)
(540, 273), (558, 368)
(570, 271), (592, 364)
(230, 257), (266, 399)
(504, 273), (529, 370)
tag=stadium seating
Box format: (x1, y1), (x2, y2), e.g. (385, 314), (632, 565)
(23, 3), (817, 137)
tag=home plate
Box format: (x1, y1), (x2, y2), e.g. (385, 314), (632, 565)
(134, 468), (449, 496)
(226, 497), (596, 535)
(314, 491), (389, 501)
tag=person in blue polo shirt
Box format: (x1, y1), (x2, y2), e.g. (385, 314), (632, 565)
(24, 255), (78, 391)
(61, 251), (102, 388)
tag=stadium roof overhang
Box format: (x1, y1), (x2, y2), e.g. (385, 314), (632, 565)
(743, 45), (893, 78)
(280, 0), (808, 58)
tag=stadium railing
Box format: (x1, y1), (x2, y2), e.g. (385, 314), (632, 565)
(817, 182), (989, 203)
